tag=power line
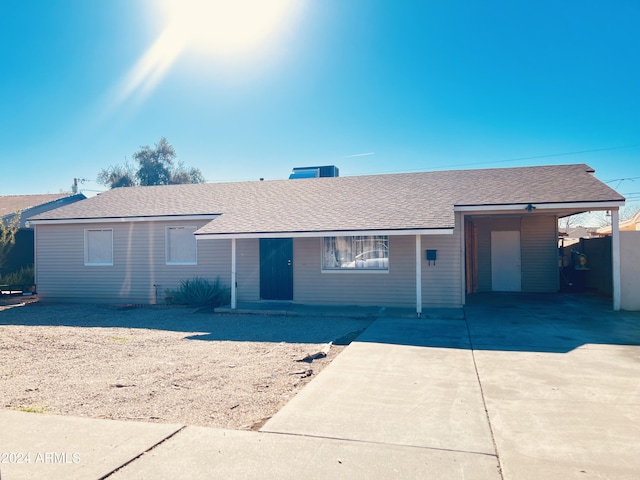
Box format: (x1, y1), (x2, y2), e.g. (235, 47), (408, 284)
(434, 144), (640, 170)
(343, 144), (640, 176)
(606, 177), (640, 183)
(605, 177), (640, 191)
(606, 177), (639, 190)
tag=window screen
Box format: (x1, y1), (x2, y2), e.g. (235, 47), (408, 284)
(85, 229), (113, 266)
(166, 226), (197, 264)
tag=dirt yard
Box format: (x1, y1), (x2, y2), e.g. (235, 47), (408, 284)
(0, 299), (372, 430)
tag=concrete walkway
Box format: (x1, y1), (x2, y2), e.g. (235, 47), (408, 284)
(1, 293), (639, 479)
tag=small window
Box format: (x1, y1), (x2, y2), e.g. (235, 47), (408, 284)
(323, 236), (389, 270)
(166, 226), (197, 265)
(85, 229), (113, 266)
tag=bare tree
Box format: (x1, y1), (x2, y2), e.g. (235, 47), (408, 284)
(562, 202), (640, 230)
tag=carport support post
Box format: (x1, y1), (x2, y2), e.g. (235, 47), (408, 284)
(612, 208), (621, 311)
(416, 234), (422, 317)
(231, 238), (237, 310)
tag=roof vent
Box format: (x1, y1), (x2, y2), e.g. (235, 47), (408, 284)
(289, 165), (339, 179)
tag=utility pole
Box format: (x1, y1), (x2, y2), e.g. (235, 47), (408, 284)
(72, 178), (87, 194)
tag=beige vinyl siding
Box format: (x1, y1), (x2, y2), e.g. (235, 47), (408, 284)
(293, 236), (416, 307)
(520, 215), (559, 292)
(36, 221), (231, 304)
(474, 217), (521, 292)
(473, 215), (558, 293)
(421, 228), (463, 308)
(236, 238), (260, 302)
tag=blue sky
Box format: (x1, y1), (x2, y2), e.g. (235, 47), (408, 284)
(0, 0), (638, 205)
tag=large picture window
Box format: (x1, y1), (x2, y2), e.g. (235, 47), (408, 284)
(166, 226), (197, 265)
(323, 235), (389, 270)
(84, 229), (113, 266)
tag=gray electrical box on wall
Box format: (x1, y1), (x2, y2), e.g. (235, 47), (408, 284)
(426, 250), (437, 265)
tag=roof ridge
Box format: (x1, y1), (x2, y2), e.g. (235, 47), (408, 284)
(102, 163), (596, 190)
(0, 193), (72, 198)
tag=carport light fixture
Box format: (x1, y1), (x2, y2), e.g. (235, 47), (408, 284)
(524, 203), (536, 212)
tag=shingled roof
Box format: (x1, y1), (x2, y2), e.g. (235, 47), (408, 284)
(0, 193), (74, 218)
(28, 164), (624, 235)
(1, 193), (87, 227)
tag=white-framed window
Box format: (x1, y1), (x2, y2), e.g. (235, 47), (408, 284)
(322, 235), (389, 271)
(166, 226), (197, 265)
(84, 229), (113, 266)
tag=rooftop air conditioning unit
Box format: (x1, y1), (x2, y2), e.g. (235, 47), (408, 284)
(289, 165), (339, 179)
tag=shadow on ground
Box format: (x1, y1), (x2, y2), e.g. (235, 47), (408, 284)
(1, 293), (638, 352)
(356, 292), (640, 353)
(0, 300), (374, 345)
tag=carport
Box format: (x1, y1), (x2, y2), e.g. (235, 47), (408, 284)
(460, 200), (624, 310)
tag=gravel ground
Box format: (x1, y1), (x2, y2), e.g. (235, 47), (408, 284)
(0, 298), (372, 430)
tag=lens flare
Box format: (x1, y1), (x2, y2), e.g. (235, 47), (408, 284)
(115, 0), (300, 107)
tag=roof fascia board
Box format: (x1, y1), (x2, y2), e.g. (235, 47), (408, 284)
(455, 201), (625, 213)
(28, 214), (220, 226)
(196, 228), (454, 240)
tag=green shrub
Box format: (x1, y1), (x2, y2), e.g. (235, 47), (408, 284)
(165, 277), (230, 308)
(1, 266), (35, 287)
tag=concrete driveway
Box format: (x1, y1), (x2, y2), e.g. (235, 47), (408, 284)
(262, 293), (640, 480)
(464, 293), (640, 479)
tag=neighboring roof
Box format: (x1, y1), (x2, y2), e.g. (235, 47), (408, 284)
(558, 227), (600, 239)
(0, 193), (72, 217)
(28, 164), (625, 236)
(1, 193), (87, 227)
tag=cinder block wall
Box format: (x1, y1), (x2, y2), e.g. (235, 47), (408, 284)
(620, 232), (640, 311)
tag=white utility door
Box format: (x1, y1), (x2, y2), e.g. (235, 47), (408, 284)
(491, 230), (521, 292)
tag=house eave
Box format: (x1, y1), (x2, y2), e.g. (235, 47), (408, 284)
(454, 200), (625, 213)
(195, 228), (454, 240)
(27, 214), (221, 226)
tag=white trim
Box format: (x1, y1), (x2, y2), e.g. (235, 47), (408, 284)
(84, 228), (114, 266)
(33, 225), (38, 289)
(231, 238), (237, 310)
(611, 208), (621, 311)
(321, 269), (389, 275)
(197, 228), (453, 240)
(455, 201), (625, 213)
(29, 214), (220, 225)
(416, 234), (422, 317)
(458, 212), (466, 306)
